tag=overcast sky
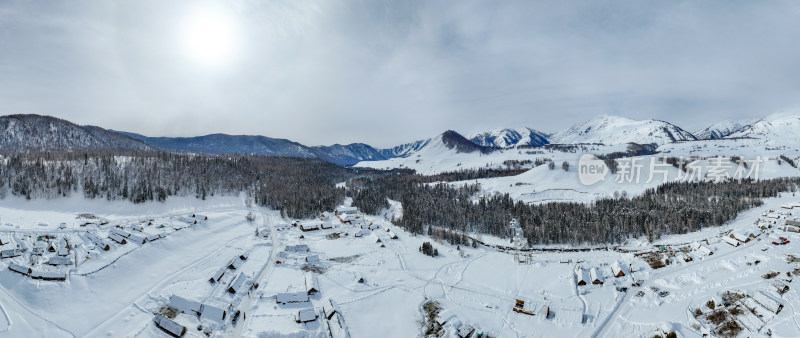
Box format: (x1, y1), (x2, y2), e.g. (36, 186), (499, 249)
(1, 1), (799, 147)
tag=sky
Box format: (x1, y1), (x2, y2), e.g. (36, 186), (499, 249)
(1, 0), (799, 148)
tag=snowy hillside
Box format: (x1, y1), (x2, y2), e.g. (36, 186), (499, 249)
(549, 115), (697, 145)
(693, 119), (755, 140)
(728, 113), (800, 144)
(469, 127), (550, 148)
(116, 131), (389, 166)
(0, 114), (153, 153)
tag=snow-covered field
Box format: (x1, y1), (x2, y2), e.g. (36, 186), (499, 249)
(1, 192), (800, 337)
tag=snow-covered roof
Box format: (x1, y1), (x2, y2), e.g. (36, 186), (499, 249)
(751, 290), (783, 314)
(47, 256), (72, 266)
(228, 273), (248, 293)
(286, 244), (309, 252)
(110, 227), (131, 238)
(327, 312), (350, 338)
(128, 233), (147, 244)
(277, 292), (309, 304)
(590, 267), (603, 283)
(228, 257), (242, 269)
(108, 233), (126, 244)
(305, 272), (319, 293)
(31, 269), (67, 280)
(721, 236), (740, 247)
(84, 232), (110, 250)
(154, 314), (186, 337)
(8, 262), (31, 275)
(1, 249), (22, 258)
(200, 302), (227, 322)
(387, 231), (398, 239)
(297, 308), (317, 322)
(576, 268), (589, 284)
(306, 255), (320, 263)
(300, 222), (322, 231)
(210, 266), (226, 282)
(170, 295), (202, 314)
(610, 261), (628, 277)
(731, 231), (751, 242)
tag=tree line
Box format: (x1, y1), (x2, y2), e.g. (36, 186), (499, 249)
(349, 172), (800, 245)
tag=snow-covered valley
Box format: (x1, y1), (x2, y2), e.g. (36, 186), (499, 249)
(0, 192), (800, 337)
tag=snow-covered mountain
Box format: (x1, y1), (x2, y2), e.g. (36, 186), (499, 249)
(310, 143), (388, 166)
(116, 131), (389, 166)
(378, 139), (431, 158)
(549, 115), (697, 145)
(469, 127), (550, 148)
(728, 113), (800, 143)
(693, 119), (755, 140)
(0, 114), (154, 153)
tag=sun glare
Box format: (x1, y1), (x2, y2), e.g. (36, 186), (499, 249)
(180, 7), (240, 69)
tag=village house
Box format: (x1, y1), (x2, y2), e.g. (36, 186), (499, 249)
(154, 314), (186, 338)
(128, 233), (147, 244)
(31, 269), (67, 281)
(1, 249), (22, 258)
(305, 255), (320, 263)
(108, 233), (127, 244)
(296, 308), (318, 323)
(722, 236), (740, 247)
(227, 273), (249, 294)
(200, 302), (228, 322)
(285, 244), (309, 253)
(169, 295), (202, 316)
(305, 272), (319, 295)
(47, 256), (72, 266)
(300, 221), (323, 232)
(8, 262), (32, 275)
(110, 227), (132, 238)
(730, 231), (751, 243)
(576, 268), (589, 286)
(610, 261), (628, 278)
(276, 292), (309, 304)
(84, 233), (110, 251)
(209, 266), (226, 283)
(590, 267), (604, 285)
(227, 257), (243, 270)
(751, 290), (783, 314)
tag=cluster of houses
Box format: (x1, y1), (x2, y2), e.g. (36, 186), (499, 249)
(722, 226), (766, 247)
(575, 261), (632, 286)
(156, 295), (233, 337)
(210, 252), (251, 287)
(2, 234), (78, 281)
(433, 307), (479, 337)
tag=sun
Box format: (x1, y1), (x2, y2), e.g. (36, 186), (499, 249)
(180, 7), (240, 69)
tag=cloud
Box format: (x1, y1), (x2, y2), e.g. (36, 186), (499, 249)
(1, 0), (799, 147)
